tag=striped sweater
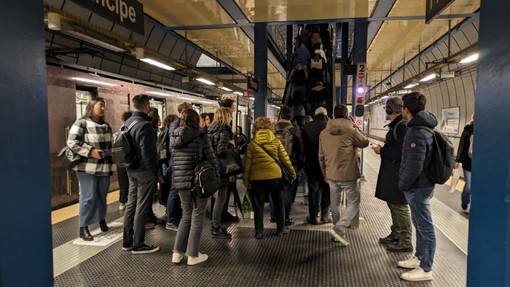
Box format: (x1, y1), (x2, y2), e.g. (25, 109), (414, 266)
(67, 118), (116, 176)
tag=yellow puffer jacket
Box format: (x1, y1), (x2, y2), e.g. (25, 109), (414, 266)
(243, 129), (296, 188)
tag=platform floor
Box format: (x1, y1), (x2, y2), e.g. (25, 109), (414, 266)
(52, 150), (469, 287)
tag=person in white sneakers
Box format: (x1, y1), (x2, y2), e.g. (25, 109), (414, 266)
(397, 92), (438, 281)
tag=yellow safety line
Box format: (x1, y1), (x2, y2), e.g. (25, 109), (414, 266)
(51, 190), (120, 225)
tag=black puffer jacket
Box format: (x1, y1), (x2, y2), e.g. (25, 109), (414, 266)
(455, 124), (473, 171)
(170, 126), (219, 193)
(399, 110), (438, 191)
(208, 123), (234, 187)
(375, 115), (408, 204)
(126, 111), (159, 176)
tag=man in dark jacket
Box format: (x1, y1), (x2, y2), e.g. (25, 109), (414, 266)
(302, 107), (330, 225)
(372, 97), (412, 253)
(122, 94), (160, 254)
(272, 105), (304, 225)
(396, 92), (437, 282)
(455, 116), (473, 211)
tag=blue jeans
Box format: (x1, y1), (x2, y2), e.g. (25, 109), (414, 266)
(404, 187), (436, 272)
(76, 172), (110, 227)
(462, 169), (471, 206)
(166, 180), (182, 225)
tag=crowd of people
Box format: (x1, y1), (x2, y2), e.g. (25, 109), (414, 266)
(66, 91), (466, 282)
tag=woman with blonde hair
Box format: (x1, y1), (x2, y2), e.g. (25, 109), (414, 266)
(208, 107), (237, 238)
(244, 117), (296, 239)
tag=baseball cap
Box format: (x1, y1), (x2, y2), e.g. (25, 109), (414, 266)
(314, 107), (327, 116)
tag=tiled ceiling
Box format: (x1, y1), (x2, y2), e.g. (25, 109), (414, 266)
(235, 0), (370, 22)
(139, 0), (479, 97)
(367, 0), (480, 89)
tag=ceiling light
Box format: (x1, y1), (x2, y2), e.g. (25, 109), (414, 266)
(63, 30), (125, 52)
(220, 87), (232, 92)
(381, 96), (389, 100)
(419, 73), (436, 82)
(71, 77), (116, 86)
(459, 53), (479, 64)
(404, 83), (418, 89)
(140, 58), (176, 71)
(196, 78), (215, 86)
(234, 92), (243, 96)
(147, 91), (171, 97)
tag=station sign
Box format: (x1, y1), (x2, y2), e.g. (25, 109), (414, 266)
(425, 0), (455, 24)
(356, 62), (367, 87)
(70, 0), (144, 35)
(247, 77), (259, 92)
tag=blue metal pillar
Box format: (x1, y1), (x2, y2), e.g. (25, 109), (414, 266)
(468, 1), (510, 286)
(286, 25), (294, 74)
(0, 0), (53, 286)
(254, 23), (268, 118)
(340, 23), (349, 104)
(351, 20), (368, 115)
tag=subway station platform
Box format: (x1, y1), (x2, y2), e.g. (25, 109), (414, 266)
(52, 150), (469, 287)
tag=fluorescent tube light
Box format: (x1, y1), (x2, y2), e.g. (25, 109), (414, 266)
(71, 77), (116, 87)
(196, 78), (215, 86)
(459, 53), (479, 64)
(381, 96), (389, 100)
(147, 91), (171, 97)
(234, 92), (243, 96)
(63, 30), (125, 52)
(140, 58), (176, 71)
(220, 87), (232, 92)
(403, 83), (418, 89)
(419, 73), (436, 82)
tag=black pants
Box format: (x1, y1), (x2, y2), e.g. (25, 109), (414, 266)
(308, 177), (330, 221)
(250, 179), (284, 234)
(117, 167), (129, 204)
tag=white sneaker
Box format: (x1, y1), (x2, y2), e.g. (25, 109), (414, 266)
(328, 229), (349, 246)
(397, 256), (420, 269)
(400, 267), (433, 282)
(188, 252), (208, 266)
(119, 203), (125, 211)
(172, 251), (184, 264)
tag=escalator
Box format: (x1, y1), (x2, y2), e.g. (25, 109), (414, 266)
(282, 24), (334, 116)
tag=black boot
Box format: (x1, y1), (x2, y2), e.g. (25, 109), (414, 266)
(99, 220), (109, 232)
(80, 226), (94, 241)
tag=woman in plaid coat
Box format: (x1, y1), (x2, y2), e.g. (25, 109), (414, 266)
(67, 97), (115, 241)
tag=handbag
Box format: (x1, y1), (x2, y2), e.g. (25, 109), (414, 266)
(58, 147), (81, 170)
(255, 142), (293, 185)
(218, 148), (243, 176)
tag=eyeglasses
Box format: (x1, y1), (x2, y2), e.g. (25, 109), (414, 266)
(94, 103), (106, 108)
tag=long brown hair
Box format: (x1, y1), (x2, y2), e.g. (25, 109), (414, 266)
(81, 97), (106, 121)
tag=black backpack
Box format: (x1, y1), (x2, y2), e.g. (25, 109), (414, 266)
(111, 120), (141, 167)
(193, 134), (220, 199)
(416, 126), (455, 184)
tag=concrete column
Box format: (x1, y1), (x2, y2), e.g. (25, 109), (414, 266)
(254, 23), (268, 118)
(468, 1), (510, 286)
(0, 1), (53, 286)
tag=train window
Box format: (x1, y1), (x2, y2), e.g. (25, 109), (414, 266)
(75, 86), (98, 120)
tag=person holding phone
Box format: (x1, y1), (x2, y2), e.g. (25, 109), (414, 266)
(67, 97), (115, 241)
